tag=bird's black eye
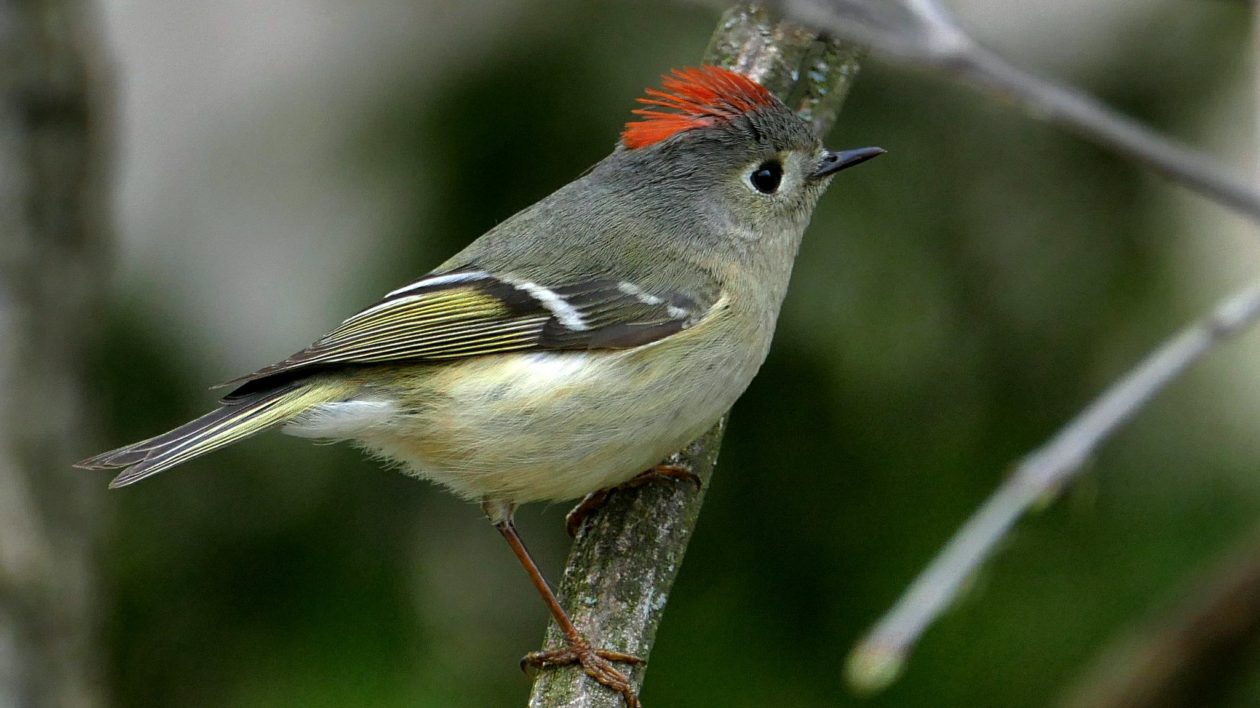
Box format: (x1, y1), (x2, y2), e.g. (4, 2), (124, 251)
(750, 160), (783, 194)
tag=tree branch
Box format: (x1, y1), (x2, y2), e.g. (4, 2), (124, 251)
(773, 0), (1260, 223)
(845, 281), (1260, 692)
(1053, 11), (1260, 706)
(527, 4), (865, 705)
(769, 0), (1260, 690)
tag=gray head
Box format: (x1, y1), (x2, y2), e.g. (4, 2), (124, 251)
(459, 67), (882, 286)
(594, 66), (883, 243)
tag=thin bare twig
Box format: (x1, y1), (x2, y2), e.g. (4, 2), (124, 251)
(1054, 10), (1260, 706)
(775, 0), (1260, 222)
(845, 281), (1260, 691)
(752, 0), (1260, 692)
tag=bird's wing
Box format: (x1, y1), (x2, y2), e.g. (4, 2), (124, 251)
(219, 266), (713, 397)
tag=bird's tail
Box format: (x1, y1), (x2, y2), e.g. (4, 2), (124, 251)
(76, 382), (342, 488)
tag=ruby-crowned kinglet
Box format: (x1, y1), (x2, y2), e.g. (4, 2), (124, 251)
(79, 66), (882, 706)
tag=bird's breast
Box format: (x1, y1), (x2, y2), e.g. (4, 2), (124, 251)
(321, 296), (773, 504)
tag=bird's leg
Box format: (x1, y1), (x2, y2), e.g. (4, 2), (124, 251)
(485, 502), (642, 708)
(566, 463), (702, 537)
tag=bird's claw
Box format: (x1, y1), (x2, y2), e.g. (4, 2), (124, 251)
(565, 463), (701, 537)
(521, 642), (644, 707)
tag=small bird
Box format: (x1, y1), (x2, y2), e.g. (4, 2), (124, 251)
(79, 65), (882, 706)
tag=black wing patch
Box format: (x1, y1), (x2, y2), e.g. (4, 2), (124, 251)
(219, 268), (709, 397)
(540, 280), (701, 349)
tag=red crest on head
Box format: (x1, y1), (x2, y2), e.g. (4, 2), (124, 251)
(621, 66), (777, 150)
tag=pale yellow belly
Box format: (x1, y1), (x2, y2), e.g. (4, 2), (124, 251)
(288, 307), (771, 505)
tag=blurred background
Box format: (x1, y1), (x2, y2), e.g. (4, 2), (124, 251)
(4, 0), (1260, 705)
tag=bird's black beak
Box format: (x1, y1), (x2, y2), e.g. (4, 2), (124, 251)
(810, 146), (886, 180)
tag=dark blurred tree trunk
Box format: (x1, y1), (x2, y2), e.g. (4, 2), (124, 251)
(0, 0), (110, 706)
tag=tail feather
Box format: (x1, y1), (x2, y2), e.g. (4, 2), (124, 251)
(76, 383), (340, 488)
(76, 406), (243, 470)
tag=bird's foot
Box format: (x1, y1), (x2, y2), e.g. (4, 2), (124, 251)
(565, 463), (701, 537)
(522, 639), (643, 707)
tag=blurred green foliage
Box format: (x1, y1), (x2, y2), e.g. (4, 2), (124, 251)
(90, 1), (1260, 706)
